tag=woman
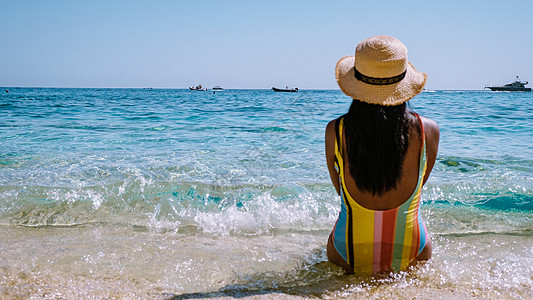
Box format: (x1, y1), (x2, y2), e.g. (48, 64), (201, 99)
(325, 35), (439, 274)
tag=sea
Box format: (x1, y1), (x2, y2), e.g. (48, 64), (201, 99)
(1, 88), (532, 299)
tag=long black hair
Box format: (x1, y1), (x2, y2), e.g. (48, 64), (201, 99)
(342, 99), (417, 195)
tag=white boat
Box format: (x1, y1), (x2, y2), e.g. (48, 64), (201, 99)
(485, 76), (531, 91)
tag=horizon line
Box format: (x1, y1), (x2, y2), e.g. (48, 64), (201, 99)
(2, 86), (490, 91)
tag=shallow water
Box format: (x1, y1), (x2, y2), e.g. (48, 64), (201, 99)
(1, 88), (532, 299)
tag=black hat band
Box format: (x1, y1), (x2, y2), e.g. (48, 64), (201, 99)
(354, 68), (406, 86)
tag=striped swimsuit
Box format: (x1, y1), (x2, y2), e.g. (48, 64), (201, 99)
(332, 114), (429, 274)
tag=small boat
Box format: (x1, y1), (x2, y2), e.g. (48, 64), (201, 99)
(485, 76), (531, 92)
(212, 86), (224, 90)
(189, 85), (208, 91)
(272, 87), (298, 92)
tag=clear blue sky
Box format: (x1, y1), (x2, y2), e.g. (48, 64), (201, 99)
(1, 0), (532, 90)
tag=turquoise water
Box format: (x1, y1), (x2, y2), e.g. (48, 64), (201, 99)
(1, 88), (532, 298)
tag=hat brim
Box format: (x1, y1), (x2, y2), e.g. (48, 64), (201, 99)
(335, 56), (427, 106)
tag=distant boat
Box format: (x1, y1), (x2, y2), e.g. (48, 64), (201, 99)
(212, 86), (224, 90)
(485, 76), (531, 92)
(272, 87), (298, 92)
(189, 85), (208, 91)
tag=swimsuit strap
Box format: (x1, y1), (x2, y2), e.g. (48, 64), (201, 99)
(333, 117), (343, 174)
(412, 112), (425, 163)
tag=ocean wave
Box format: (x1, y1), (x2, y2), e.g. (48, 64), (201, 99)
(0, 180), (339, 234)
(1, 177), (532, 239)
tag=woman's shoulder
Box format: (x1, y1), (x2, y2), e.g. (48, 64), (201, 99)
(418, 115), (438, 129)
(326, 118), (338, 128)
(418, 115), (440, 140)
(325, 118), (341, 152)
(325, 118), (339, 136)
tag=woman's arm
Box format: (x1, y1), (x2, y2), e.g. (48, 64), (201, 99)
(325, 119), (341, 195)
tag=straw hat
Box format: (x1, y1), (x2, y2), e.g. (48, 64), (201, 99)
(335, 35), (427, 106)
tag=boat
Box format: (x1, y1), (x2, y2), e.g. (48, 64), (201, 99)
(485, 76), (531, 91)
(189, 85), (208, 91)
(212, 86), (224, 90)
(272, 87), (298, 92)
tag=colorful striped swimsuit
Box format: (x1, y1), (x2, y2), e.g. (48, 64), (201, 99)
(332, 114), (429, 273)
